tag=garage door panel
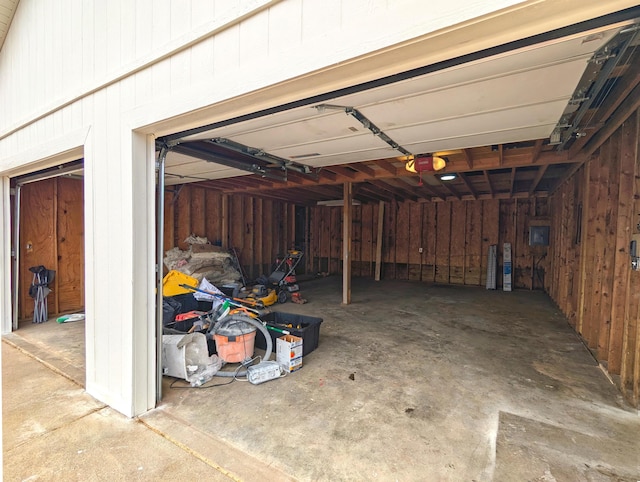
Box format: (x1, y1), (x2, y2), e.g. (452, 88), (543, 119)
(390, 100), (567, 149)
(359, 59), (587, 130)
(404, 125), (554, 153)
(230, 112), (374, 151)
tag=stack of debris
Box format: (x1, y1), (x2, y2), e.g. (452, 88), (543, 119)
(164, 235), (241, 285)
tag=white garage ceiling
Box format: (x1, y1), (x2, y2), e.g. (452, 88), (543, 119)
(164, 24), (621, 186)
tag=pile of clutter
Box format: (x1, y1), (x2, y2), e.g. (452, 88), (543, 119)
(161, 271), (322, 388)
(164, 234), (242, 285)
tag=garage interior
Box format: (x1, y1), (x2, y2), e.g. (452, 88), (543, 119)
(5, 8), (640, 481)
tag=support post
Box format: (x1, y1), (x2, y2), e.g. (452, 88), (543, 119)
(343, 182), (352, 304)
(375, 201), (385, 281)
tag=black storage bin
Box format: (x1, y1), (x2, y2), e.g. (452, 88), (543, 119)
(255, 312), (323, 357)
(167, 293), (199, 313)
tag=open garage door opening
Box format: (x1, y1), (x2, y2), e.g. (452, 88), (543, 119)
(151, 9), (640, 419)
(8, 159), (86, 386)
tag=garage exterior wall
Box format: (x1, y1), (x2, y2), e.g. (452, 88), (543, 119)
(1, 1), (639, 416)
(547, 109), (640, 408)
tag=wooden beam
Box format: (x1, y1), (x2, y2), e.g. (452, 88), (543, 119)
(608, 114), (635, 373)
(343, 182), (352, 304)
(191, 148), (579, 197)
(531, 139), (544, 164)
(326, 165), (357, 179)
(349, 163), (376, 177)
(570, 58), (640, 159)
(221, 194), (229, 248)
(483, 170), (494, 198)
(634, 292), (640, 406)
(582, 84), (640, 159)
(620, 111), (640, 403)
(368, 179), (417, 202)
(458, 172), (477, 200)
(381, 178), (420, 202)
(399, 177), (443, 200)
(283, 171), (307, 185)
(376, 159), (399, 176)
(375, 201), (384, 281)
(318, 169), (337, 182)
(463, 149), (473, 169)
(439, 179), (461, 200)
(577, 160), (595, 335)
(498, 144), (504, 166)
(509, 168), (516, 197)
(358, 185), (395, 203)
(528, 164), (549, 196)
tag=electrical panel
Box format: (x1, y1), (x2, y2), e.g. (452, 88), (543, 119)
(529, 225), (550, 246)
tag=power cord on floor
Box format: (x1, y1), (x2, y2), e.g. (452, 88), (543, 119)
(168, 363), (246, 389)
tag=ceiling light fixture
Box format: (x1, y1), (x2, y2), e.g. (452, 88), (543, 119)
(439, 173), (457, 181)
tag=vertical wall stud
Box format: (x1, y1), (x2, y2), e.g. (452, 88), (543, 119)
(375, 201), (384, 281)
(343, 183), (352, 304)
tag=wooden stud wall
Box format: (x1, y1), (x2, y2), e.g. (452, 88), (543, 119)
(164, 186), (295, 280)
(19, 177), (84, 320)
(547, 109), (640, 408)
(308, 198), (542, 289)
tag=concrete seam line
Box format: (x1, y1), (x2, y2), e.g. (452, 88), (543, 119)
(0, 0), (283, 142)
(6, 406), (108, 452)
(137, 418), (242, 482)
(1, 337), (84, 388)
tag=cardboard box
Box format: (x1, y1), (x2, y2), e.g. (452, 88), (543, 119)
(276, 334), (303, 372)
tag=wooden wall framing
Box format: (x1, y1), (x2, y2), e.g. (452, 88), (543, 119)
(19, 177), (84, 320)
(547, 109), (640, 408)
(308, 198), (547, 289)
(164, 186), (296, 279)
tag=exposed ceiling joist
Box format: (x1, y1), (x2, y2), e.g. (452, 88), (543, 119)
(531, 139), (544, 163)
(439, 179), (461, 200)
(582, 83), (640, 158)
(458, 173), (477, 200)
(157, 18), (640, 205)
(529, 164), (549, 196)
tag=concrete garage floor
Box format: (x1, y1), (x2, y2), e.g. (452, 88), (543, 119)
(4, 277), (640, 481)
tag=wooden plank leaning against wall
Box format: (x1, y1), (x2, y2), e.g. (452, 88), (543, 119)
(548, 109), (640, 408)
(19, 177), (84, 320)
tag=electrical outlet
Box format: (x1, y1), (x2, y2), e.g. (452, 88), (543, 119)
(419, 247), (423, 253)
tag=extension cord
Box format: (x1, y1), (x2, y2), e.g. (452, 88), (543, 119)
(246, 361), (283, 385)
